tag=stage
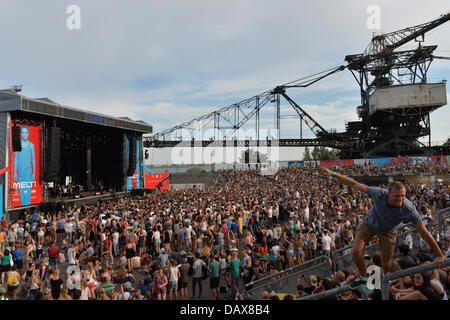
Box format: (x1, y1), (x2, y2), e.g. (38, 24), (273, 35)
(0, 88), (153, 222)
(5, 190), (132, 222)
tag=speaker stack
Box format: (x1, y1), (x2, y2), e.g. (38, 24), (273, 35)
(127, 137), (137, 176)
(45, 127), (61, 181)
(11, 126), (22, 152)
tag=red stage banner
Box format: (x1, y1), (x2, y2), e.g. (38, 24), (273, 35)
(320, 159), (354, 167)
(9, 121), (43, 208)
(144, 173), (170, 191)
(391, 157), (407, 164)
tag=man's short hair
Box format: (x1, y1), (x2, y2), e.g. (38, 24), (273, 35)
(388, 181), (406, 193)
(398, 244), (410, 256)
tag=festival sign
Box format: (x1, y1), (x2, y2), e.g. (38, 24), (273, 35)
(144, 172), (170, 191)
(9, 121), (43, 208)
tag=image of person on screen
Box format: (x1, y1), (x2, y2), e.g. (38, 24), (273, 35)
(13, 125), (36, 206)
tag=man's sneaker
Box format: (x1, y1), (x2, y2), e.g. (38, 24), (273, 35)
(350, 277), (367, 289)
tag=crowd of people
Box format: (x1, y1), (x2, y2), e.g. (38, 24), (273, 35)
(0, 164), (448, 301)
(330, 160), (449, 176)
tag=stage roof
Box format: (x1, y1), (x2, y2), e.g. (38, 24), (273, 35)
(0, 89), (152, 134)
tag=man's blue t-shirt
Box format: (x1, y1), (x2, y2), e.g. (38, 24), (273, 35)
(209, 260), (220, 278)
(12, 249), (23, 261)
(365, 187), (421, 234)
(230, 223), (238, 234)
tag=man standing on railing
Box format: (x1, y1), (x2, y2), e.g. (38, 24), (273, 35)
(320, 167), (446, 289)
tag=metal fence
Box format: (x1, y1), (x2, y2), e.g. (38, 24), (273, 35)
(381, 258), (450, 300)
(332, 227), (428, 273)
(297, 258), (450, 300)
(296, 283), (369, 300)
(437, 207), (450, 237)
(243, 255), (332, 300)
(332, 216), (438, 273)
(244, 208), (449, 300)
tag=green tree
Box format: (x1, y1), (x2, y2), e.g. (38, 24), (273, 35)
(239, 149), (268, 163)
(309, 146), (341, 160)
(303, 147), (312, 161)
(311, 146), (320, 160)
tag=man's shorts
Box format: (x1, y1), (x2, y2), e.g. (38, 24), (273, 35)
(355, 220), (397, 258)
(168, 281), (178, 292)
(179, 281), (188, 289)
(210, 277), (220, 289)
(14, 260), (23, 270)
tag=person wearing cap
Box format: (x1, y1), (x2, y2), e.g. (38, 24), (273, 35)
(11, 243), (23, 273)
(321, 167), (446, 289)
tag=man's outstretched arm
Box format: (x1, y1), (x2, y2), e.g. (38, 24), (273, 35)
(415, 221), (446, 269)
(320, 167), (368, 193)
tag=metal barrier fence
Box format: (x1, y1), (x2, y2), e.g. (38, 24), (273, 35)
(297, 258), (450, 300)
(296, 283), (369, 300)
(332, 215), (438, 273)
(332, 227), (428, 273)
(381, 258), (450, 300)
(244, 208), (449, 300)
(243, 255), (332, 300)
(437, 207), (450, 237)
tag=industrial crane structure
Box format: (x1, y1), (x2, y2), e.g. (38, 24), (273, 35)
(343, 12), (450, 158)
(144, 13), (450, 159)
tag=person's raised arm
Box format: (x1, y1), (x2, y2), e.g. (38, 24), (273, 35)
(319, 167), (368, 193)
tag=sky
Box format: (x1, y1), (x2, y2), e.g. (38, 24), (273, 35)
(1, 0), (449, 165)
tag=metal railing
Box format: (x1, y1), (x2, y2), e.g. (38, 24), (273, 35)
(332, 217), (432, 273)
(244, 210), (448, 300)
(437, 207), (450, 236)
(296, 258), (450, 300)
(296, 284), (368, 300)
(243, 255), (332, 299)
(381, 258), (450, 300)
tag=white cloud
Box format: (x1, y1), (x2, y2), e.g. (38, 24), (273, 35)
(1, 0), (449, 161)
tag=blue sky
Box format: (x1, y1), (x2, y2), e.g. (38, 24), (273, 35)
(1, 1), (449, 164)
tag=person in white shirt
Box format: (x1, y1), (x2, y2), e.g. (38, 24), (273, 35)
(321, 231), (332, 258)
(304, 206), (310, 222)
(185, 225), (195, 248)
(404, 233), (414, 250)
(67, 243), (79, 266)
(65, 220), (74, 243)
(267, 207), (273, 225)
(112, 231), (120, 256)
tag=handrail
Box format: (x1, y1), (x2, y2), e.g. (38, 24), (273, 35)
(381, 258), (450, 300)
(332, 215), (432, 272)
(244, 255), (329, 291)
(245, 209), (447, 298)
(297, 258), (450, 300)
(296, 284), (368, 300)
(244, 259), (332, 298)
(437, 207), (450, 236)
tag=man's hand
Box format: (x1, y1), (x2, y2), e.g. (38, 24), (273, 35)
(434, 255), (446, 269)
(319, 167), (332, 177)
